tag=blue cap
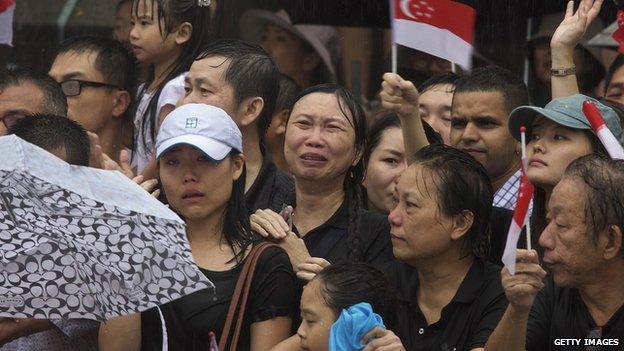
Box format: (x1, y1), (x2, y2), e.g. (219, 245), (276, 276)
(508, 94), (624, 146)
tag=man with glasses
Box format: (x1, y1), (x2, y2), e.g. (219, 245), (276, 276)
(486, 154), (624, 350)
(48, 36), (135, 164)
(0, 66), (67, 135)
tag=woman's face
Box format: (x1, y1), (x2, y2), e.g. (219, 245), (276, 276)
(527, 117), (594, 188)
(362, 127), (407, 214)
(388, 165), (460, 263)
(297, 278), (337, 351)
(260, 24), (309, 80)
(159, 145), (243, 221)
(419, 83), (453, 144)
(284, 92), (360, 184)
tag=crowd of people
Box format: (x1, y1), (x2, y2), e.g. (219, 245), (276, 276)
(1, 0), (624, 350)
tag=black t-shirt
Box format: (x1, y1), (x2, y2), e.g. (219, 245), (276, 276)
(526, 276), (624, 351)
(140, 245), (298, 351)
(382, 258), (508, 351)
(294, 199), (393, 265)
(485, 206), (514, 265)
(245, 157), (295, 213)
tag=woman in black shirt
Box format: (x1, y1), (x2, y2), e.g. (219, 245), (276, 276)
(250, 84), (393, 271)
(99, 104), (297, 350)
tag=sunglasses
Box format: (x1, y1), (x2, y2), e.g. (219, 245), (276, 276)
(60, 79), (121, 97)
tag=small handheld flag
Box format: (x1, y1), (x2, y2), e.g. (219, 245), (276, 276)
(501, 126), (535, 274)
(582, 101), (624, 160)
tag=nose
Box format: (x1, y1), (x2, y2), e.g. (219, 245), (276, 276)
(129, 24), (138, 42)
(296, 322), (306, 340)
(182, 165), (198, 184)
(388, 204), (402, 228)
(304, 127), (324, 148)
(461, 122), (479, 144)
(532, 138), (545, 154)
(180, 91), (199, 105)
(538, 221), (555, 250)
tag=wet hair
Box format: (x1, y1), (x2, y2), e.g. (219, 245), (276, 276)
(159, 149), (254, 263)
(418, 72), (460, 94)
(134, 0), (212, 154)
(563, 154), (624, 256)
(286, 84), (367, 261)
(453, 65), (529, 114)
(7, 114), (90, 166)
(411, 144), (493, 257)
(275, 74), (301, 114)
(315, 263), (396, 324)
(605, 55), (624, 91)
(0, 66), (68, 117)
(196, 40), (280, 152)
(531, 128), (608, 246)
(55, 36), (137, 144)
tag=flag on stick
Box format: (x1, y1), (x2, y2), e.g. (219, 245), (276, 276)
(501, 127), (535, 274)
(391, 0), (476, 70)
(582, 100), (624, 160)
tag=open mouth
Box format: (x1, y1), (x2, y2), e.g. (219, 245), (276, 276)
(299, 153), (328, 162)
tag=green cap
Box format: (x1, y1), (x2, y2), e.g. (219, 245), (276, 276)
(508, 94), (624, 147)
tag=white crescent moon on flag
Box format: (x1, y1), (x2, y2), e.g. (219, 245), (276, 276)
(400, 0), (418, 19)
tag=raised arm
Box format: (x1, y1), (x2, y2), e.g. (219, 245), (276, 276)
(380, 73), (429, 164)
(550, 0), (604, 99)
(485, 250), (546, 351)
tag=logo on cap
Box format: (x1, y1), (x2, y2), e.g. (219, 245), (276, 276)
(185, 117), (198, 129)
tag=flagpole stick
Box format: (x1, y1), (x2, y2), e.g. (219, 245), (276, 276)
(520, 126), (532, 251)
(392, 42), (398, 74)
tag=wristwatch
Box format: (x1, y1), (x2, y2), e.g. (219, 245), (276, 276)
(551, 66), (576, 77)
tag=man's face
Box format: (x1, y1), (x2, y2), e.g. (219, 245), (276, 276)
(450, 91), (518, 182)
(0, 82), (45, 135)
(605, 64), (624, 106)
(181, 55), (241, 125)
(49, 50), (117, 133)
(539, 177), (603, 287)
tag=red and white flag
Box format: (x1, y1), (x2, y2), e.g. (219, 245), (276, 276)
(501, 168), (534, 275)
(582, 101), (624, 160)
(391, 0), (476, 69)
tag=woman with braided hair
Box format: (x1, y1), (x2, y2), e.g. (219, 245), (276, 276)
(250, 84), (393, 278)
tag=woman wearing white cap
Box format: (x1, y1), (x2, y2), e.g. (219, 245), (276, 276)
(239, 9), (339, 88)
(99, 104), (298, 351)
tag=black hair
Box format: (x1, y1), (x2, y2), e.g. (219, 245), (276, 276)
(563, 154), (624, 256)
(196, 40), (280, 152)
(315, 263), (396, 325)
(55, 36), (137, 146)
(418, 72), (460, 94)
(133, 0), (213, 155)
(287, 83), (367, 262)
(411, 144), (493, 257)
(275, 74), (301, 114)
(116, 0), (133, 12)
(605, 55), (624, 94)
(7, 114), (90, 166)
(453, 65), (529, 114)
(0, 66), (68, 117)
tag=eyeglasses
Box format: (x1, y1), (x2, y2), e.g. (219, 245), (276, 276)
(60, 79), (121, 97)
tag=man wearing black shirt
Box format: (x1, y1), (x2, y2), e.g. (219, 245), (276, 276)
(486, 155), (624, 351)
(180, 40), (294, 212)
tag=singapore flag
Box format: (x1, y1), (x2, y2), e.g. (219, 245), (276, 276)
(392, 0), (476, 69)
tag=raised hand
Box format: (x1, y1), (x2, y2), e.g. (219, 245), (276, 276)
(551, 0), (604, 50)
(380, 73), (419, 118)
(250, 208), (291, 240)
(501, 249), (547, 311)
(296, 257), (331, 281)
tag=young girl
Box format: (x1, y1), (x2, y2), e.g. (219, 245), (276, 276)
(272, 263), (405, 351)
(99, 104), (298, 351)
(129, 0), (212, 177)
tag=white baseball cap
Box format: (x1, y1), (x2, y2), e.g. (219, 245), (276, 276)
(156, 103), (243, 161)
